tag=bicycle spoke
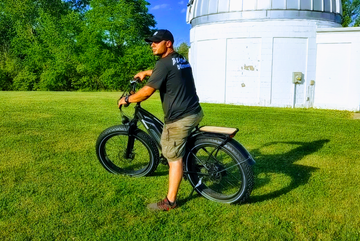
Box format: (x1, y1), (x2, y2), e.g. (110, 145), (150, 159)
(216, 162), (240, 175)
(200, 146), (222, 163)
(190, 151), (209, 170)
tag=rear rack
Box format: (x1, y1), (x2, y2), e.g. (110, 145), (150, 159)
(199, 126), (238, 136)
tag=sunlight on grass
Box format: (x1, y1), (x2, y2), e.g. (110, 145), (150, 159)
(1, 91), (360, 240)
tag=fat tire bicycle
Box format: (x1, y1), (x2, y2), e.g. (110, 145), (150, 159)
(95, 79), (256, 204)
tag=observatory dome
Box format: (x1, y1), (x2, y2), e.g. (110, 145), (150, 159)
(186, 0), (344, 109)
(187, 0), (342, 25)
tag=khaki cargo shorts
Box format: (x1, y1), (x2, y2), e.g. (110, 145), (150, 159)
(161, 110), (204, 162)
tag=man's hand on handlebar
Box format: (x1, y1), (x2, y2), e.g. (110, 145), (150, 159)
(118, 96), (127, 108)
(118, 77), (156, 108)
(134, 70), (153, 81)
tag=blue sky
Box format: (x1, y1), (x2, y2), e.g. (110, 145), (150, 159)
(146, 0), (191, 46)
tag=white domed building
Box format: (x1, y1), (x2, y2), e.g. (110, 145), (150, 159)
(186, 0), (360, 111)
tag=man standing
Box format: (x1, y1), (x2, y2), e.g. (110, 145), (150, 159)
(118, 30), (203, 211)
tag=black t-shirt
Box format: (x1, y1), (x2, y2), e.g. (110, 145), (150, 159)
(146, 52), (201, 123)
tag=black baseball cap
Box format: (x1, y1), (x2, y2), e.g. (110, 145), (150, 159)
(145, 30), (174, 44)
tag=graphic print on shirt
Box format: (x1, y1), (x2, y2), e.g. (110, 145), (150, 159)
(172, 57), (190, 70)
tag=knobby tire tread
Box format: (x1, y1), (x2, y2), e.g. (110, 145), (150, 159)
(96, 125), (159, 177)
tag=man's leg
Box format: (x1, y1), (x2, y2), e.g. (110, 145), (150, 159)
(167, 158), (183, 203)
(147, 158), (182, 211)
(148, 111), (203, 210)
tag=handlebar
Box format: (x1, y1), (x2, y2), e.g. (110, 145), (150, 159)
(129, 78), (140, 95)
(119, 78), (141, 109)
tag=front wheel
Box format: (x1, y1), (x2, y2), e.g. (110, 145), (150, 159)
(96, 125), (159, 177)
(185, 136), (254, 204)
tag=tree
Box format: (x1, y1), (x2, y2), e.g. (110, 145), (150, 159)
(342, 0), (360, 27)
(0, 0), (73, 90)
(64, 0), (91, 12)
(176, 42), (190, 60)
(0, 0), (157, 91)
(75, 0), (156, 90)
(0, 1), (15, 90)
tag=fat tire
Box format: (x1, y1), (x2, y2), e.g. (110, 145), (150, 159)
(96, 125), (159, 177)
(185, 135), (254, 204)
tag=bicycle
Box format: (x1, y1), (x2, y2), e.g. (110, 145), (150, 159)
(95, 79), (256, 204)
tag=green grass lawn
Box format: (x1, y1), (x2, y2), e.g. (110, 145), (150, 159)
(1, 91), (360, 240)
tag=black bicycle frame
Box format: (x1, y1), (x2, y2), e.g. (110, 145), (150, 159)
(122, 97), (255, 167)
(125, 102), (236, 163)
(127, 103), (164, 150)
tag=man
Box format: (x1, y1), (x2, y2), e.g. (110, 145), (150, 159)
(118, 30), (203, 211)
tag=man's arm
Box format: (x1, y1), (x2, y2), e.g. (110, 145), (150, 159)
(118, 85), (156, 107)
(134, 70), (153, 81)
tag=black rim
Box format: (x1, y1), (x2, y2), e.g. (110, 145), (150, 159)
(100, 133), (152, 176)
(187, 143), (245, 201)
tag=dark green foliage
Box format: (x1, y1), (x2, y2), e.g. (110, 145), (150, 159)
(0, 0), (156, 91)
(342, 0), (360, 27)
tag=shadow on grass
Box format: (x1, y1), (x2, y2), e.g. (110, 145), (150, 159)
(148, 140), (330, 205)
(151, 171), (169, 177)
(250, 139), (330, 203)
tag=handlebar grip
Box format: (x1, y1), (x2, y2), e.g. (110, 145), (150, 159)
(118, 103), (129, 110)
(130, 77), (141, 84)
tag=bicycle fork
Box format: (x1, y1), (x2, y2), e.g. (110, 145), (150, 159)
(125, 121), (138, 159)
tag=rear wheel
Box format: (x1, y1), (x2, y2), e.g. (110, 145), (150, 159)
(185, 136), (254, 204)
(96, 125), (159, 177)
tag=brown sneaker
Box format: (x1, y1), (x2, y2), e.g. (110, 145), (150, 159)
(147, 197), (177, 211)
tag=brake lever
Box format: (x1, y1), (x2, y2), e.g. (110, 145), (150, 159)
(129, 78), (140, 94)
(130, 77), (140, 84)
(119, 78), (141, 109)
